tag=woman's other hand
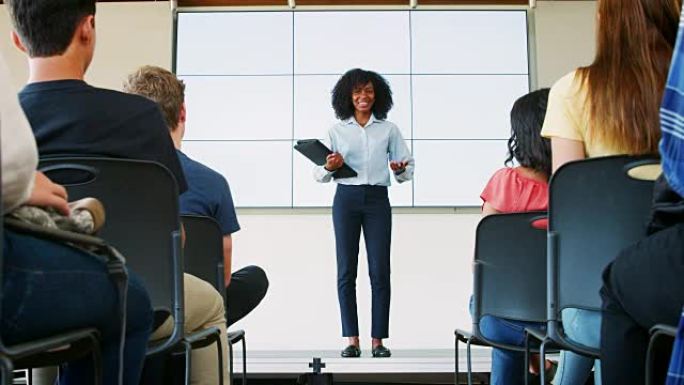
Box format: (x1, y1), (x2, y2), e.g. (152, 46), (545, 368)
(390, 160), (408, 172)
(325, 153), (344, 171)
(27, 172), (70, 215)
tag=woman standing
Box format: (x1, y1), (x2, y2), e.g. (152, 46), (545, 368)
(314, 68), (414, 358)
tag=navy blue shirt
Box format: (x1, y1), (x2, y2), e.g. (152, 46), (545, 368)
(19, 80), (187, 193)
(177, 150), (240, 235)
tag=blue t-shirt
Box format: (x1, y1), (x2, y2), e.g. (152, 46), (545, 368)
(177, 150), (240, 235)
(20, 79), (188, 193)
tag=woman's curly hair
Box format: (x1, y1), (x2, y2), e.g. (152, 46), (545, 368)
(331, 68), (393, 120)
(505, 88), (552, 178)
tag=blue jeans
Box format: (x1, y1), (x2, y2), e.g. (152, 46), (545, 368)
(333, 185), (391, 338)
(2, 229), (153, 385)
(554, 308), (602, 385)
(470, 297), (546, 385)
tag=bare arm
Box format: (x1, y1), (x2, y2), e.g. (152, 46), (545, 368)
(551, 137), (585, 173)
(481, 202), (501, 217)
(223, 234), (233, 287)
(180, 222), (186, 249)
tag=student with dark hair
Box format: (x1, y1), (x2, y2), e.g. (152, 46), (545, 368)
(540, 0), (681, 382)
(314, 68), (414, 358)
(599, 4), (684, 383)
(0, 51), (153, 385)
(481, 88), (551, 216)
(123, 65), (270, 327)
(6, 1), (228, 384)
(476, 89), (554, 385)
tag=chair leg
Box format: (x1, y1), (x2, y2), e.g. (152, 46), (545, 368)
(539, 340), (547, 385)
(454, 335), (460, 385)
(0, 356), (12, 385)
(241, 337), (246, 385)
(184, 341), (192, 385)
(524, 333), (530, 385)
(466, 338), (473, 385)
(91, 335), (103, 385)
(228, 339), (234, 385)
(215, 336), (224, 385)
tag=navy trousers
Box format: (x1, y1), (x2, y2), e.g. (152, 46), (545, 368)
(225, 265), (269, 326)
(2, 229), (153, 385)
(332, 184), (391, 339)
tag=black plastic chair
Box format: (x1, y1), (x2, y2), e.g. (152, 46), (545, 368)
(646, 323), (678, 385)
(525, 155), (659, 383)
(0, 148), (140, 384)
(39, 157), (222, 385)
(454, 211), (551, 385)
(182, 215), (247, 385)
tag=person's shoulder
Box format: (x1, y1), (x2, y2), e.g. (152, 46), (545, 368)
(489, 167), (516, 181)
(331, 119), (348, 130)
(89, 86), (159, 113)
(483, 167), (514, 192)
(181, 152), (228, 185)
(381, 119), (399, 130)
(486, 167), (541, 194)
(328, 120), (350, 137)
(550, 70), (584, 99)
(481, 168), (516, 211)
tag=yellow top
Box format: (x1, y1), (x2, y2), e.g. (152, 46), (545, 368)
(541, 70), (620, 158)
(541, 70), (663, 179)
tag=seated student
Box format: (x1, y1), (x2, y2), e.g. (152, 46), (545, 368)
(600, 4), (684, 383)
(0, 52), (153, 385)
(5, 1), (228, 384)
(123, 65), (269, 327)
(540, 0), (681, 383)
(476, 88), (553, 385)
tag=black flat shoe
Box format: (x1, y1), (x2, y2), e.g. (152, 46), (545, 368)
(340, 345), (361, 358)
(372, 345), (391, 358)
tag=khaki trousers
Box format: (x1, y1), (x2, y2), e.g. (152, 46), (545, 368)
(151, 273), (229, 385)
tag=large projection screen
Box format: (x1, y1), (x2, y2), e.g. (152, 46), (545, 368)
(176, 10), (530, 208)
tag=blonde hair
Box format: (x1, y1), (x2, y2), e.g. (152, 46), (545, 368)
(124, 65), (185, 131)
(577, 0), (681, 155)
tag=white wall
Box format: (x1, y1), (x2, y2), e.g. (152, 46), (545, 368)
(232, 0), (598, 351)
(231, 211), (479, 350)
(534, 1), (597, 88)
(0, 1), (172, 90)
(0, 0), (597, 352)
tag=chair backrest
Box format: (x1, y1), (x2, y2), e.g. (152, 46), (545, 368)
(549, 155), (657, 315)
(181, 215), (225, 295)
(473, 211), (548, 326)
(39, 157), (184, 353)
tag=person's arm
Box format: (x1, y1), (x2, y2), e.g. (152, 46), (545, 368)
(0, 55), (38, 213)
(313, 130), (341, 183)
(388, 124), (414, 183)
(25, 172), (70, 215)
(541, 71), (586, 174)
(551, 137), (585, 173)
(481, 202), (501, 217)
(215, 177), (239, 287)
(223, 234), (233, 287)
(180, 221), (186, 249)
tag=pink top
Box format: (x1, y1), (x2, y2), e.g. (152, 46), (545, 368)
(481, 168), (549, 213)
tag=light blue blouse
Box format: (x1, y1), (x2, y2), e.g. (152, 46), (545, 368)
(314, 114), (414, 186)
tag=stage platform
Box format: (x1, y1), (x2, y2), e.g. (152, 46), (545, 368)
(231, 348), (491, 374)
